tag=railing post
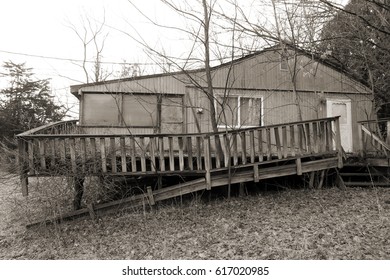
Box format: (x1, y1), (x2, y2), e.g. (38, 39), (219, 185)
(18, 138), (29, 196)
(358, 123), (364, 157)
(333, 117), (343, 168)
(204, 135), (212, 190)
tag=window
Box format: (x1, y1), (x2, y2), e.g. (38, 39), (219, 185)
(122, 94), (157, 127)
(83, 93), (121, 125)
(82, 92), (183, 129)
(280, 54), (288, 71)
(216, 96), (262, 128)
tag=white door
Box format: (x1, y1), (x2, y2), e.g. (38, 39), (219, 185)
(326, 99), (353, 152)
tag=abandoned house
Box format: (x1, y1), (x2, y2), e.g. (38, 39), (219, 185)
(16, 45), (389, 223)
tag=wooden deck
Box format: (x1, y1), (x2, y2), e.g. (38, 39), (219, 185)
(17, 117), (344, 194)
(16, 116), (347, 226)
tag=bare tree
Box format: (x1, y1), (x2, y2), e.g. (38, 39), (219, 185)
(66, 11), (110, 83)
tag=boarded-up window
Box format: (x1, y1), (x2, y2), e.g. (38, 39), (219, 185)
(161, 96), (184, 133)
(83, 93), (120, 125)
(122, 94), (157, 127)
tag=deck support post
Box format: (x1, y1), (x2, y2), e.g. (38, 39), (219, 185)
(73, 175), (85, 210)
(335, 170), (346, 190)
(87, 203), (96, 220)
(308, 172), (315, 189)
(253, 164), (259, 183)
(18, 138), (29, 196)
(239, 182), (247, 197)
(318, 170), (325, 189)
(296, 158), (302, 176)
(146, 186), (155, 206)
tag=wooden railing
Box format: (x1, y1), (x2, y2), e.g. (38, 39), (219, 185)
(17, 117), (343, 195)
(17, 119), (81, 136)
(358, 119), (390, 157)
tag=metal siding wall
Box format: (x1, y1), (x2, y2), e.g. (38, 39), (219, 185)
(209, 51), (369, 94)
(83, 127), (154, 135)
(80, 74), (188, 94)
(76, 49), (373, 142)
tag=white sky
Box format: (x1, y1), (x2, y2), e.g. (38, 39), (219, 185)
(0, 0), (187, 115)
(0, 0), (346, 117)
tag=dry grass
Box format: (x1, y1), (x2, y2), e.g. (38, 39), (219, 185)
(0, 172), (390, 260)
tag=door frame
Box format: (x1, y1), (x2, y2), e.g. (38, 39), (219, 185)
(326, 98), (353, 152)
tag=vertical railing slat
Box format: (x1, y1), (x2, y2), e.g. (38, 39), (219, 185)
(214, 135), (221, 169)
(297, 124), (304, 155)
(80, 138), (86, 174)
(140, 137), (146, 172)
(196, 136), (202, 170)
(168, 137), (175, 171)
(290, 125), (296, 157)
(258, 129), (263, 162)
(305, 123), (311, 153)
(100, 137), (107, 173)
(249, 130), (255, 163)
(240, 132), (247, 165)
(130, 137), (137, 172)
(120, 137), (127, 173)
(223, 134), (230, 168)
(50, 139), (56, 168)
(282, 126), (288, 158)
(266, 128), (272, 161)
(187, 137), (193, 170)
(69, 138), (77, 174)
(159, 137), (165, 172)
(110, 137), (117, 173)
(38, 139), (46, 171)
(28, 140), (35, 175)
(90, 138), (97, 173)
(204, 136), (211, 190)
(325, 121), (332, 151)
(334, 118), (343, 168)
(312, 122), (319, 154)
(232, 133), (238, 166)
(274, 127), (282, 159)
(319, 121), (326, 153)
(149, 137), (156, 172)
(178, 137), (184, 171)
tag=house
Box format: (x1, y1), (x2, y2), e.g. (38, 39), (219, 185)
(18, 45), (389, 223)
(70, 45), (373, 153)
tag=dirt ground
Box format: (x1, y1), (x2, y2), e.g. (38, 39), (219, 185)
(0, 172), (25, 237)
(1, 172), (390, 260)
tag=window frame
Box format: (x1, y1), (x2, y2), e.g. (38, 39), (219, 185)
(81, 92), (184, 129)
(215, 95), (263, 129)
(280, 53), (289, 71)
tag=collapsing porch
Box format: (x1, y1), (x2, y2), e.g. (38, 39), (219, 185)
(16, 117), (344, 224)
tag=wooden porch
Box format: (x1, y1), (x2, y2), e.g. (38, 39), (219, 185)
(16, 117), (347, 224)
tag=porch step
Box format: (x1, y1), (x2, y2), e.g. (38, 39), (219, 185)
(344, 181), (390, 187)
(339, 172), (385, 177)
(339, 165), (389, 188)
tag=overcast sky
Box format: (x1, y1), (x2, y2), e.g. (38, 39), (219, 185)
(0, 0), (346, 116)
(0, 0), (186, 115)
